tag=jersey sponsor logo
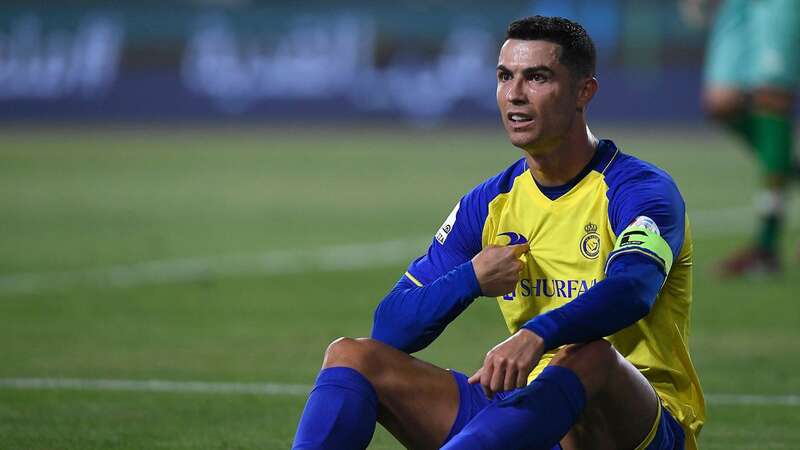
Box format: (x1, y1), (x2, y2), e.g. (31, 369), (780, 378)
(497, 232), (529, 299)
(435, 202), (460, 245)
(579, 222), (600, 259)
(502, 277), (598, 301)
(497, 231), (528, 245)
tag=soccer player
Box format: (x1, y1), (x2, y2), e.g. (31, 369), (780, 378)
(695, 0), (799, 275)
(292, 16), (704, 450)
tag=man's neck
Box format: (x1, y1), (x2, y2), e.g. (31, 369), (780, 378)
(524, 125), (599, 187)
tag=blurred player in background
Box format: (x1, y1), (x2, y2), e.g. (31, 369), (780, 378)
(292, 16), (704, 450)
(686, 0), (799, 276)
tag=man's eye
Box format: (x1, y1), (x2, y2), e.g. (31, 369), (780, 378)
(498, 72), (511, 81)
(528, 73), (546, 82)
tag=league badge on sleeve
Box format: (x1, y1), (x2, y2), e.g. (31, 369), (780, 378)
(631, 216), (660, 235)
(435, 202), (460, 245)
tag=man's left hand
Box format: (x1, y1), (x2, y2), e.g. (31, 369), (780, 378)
(468, 328), (544, 399)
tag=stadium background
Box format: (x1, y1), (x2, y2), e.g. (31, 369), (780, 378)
(0, 1), (797, 449)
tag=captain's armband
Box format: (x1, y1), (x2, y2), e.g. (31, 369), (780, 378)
(604, 216), (674, 275)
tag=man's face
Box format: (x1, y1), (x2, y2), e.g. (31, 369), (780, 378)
(496, 39), (582, 153)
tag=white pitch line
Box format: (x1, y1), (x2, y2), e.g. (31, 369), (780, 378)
(0, 237), (430, 296)
(0, 378), (797, 407)
(0, 203), (798, 296)
(0, 378), (312, 396)
(689, 200), (800, 232)
(705, 393), (800, 407)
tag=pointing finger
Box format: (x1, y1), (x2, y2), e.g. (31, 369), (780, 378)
(510, 243), (530, 257)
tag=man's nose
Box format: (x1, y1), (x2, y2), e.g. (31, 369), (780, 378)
(506, 78), (527, 105)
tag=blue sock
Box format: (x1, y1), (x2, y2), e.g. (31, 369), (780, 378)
(292, 367), (378, 450)
(441, 366), (586, 450)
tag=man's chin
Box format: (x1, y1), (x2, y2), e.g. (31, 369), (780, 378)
(509, 137), (558, 157)
(507, 133), (539, 150)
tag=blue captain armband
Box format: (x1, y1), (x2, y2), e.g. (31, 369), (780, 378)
(604, 216), (674, 276)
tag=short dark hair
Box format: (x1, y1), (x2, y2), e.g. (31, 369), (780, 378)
(505, 16), (596, 79)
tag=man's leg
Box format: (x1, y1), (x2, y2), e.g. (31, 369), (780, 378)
(703, 87), (751, 145)
(292, 337), (460, 450)
(749, 89), (793, 259)
(555, 341), (660, 450)
(705, 0), (798, 276)
(442, 340), (661, 450)
(706, 87), (795, 276)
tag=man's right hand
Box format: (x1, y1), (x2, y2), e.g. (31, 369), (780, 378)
(471, 243), (530, 297)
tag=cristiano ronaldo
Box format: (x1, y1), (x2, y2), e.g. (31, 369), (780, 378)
(292, 16), (704, 450)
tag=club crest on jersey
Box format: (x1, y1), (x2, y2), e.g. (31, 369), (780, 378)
(579, 223), (600, 259)
(497, 232), (528, 245)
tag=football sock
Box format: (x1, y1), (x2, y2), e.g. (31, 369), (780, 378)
(726, 111), (794, 172)
(751, 112), (793, 177)
(755, 189), (785, 253)
(751, 113), (792, 253)
(291, 367), (378, 450)
(441, 366), (586, 450)
(758, 213), (780, 252)
(725, 111), (792, 254)
(726, 111), (757, 152)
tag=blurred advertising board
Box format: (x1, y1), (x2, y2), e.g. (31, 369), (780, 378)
(0, 1), (706, 123)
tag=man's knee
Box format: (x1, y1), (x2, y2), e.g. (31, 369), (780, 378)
(703, 88), (746, 121)
(752, 88), (795, 114)
(553, 341), (659, 450)
(323, 337), (384, 376)
(550, 340), (620, 396)
(551, 340), (617, 370)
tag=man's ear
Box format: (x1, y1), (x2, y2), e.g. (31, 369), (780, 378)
(576, 77), (598, 112)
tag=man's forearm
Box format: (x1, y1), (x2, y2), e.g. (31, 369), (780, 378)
(522, 253), (665, 351)
(371, 261), (482, 353)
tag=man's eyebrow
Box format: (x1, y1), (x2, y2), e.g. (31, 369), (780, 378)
(495, 64), (555, 75)
(523, 66), (555, 75)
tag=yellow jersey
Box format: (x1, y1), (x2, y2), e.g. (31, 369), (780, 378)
(403, 140), (704, 449)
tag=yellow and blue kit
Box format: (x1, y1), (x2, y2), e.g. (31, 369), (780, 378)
(372, 139), (705, 449)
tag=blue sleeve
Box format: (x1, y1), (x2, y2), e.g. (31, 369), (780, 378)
(371, 159), (526, 353)
(370, 191), (485, 353)
(371, 261), (482, 353)
(522, 252), (664, 350)
(404, 197), (485, 286)
(606, 161), (686, 264)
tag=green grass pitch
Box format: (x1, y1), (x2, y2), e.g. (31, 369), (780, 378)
(0, 125), (798, 449)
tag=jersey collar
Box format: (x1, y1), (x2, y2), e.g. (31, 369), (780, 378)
(525, 139), (619, 201)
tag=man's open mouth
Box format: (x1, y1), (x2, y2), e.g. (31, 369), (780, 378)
(508, 113), (533, 123)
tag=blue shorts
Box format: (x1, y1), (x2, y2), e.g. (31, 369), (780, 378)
(444, 370), (685, 450)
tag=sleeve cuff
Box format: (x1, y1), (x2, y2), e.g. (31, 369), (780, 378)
(456, 260), (482, 299)
(522, 315), (560, 351)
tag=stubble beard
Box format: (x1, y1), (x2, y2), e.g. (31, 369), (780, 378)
(507, 120), (563, 157)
